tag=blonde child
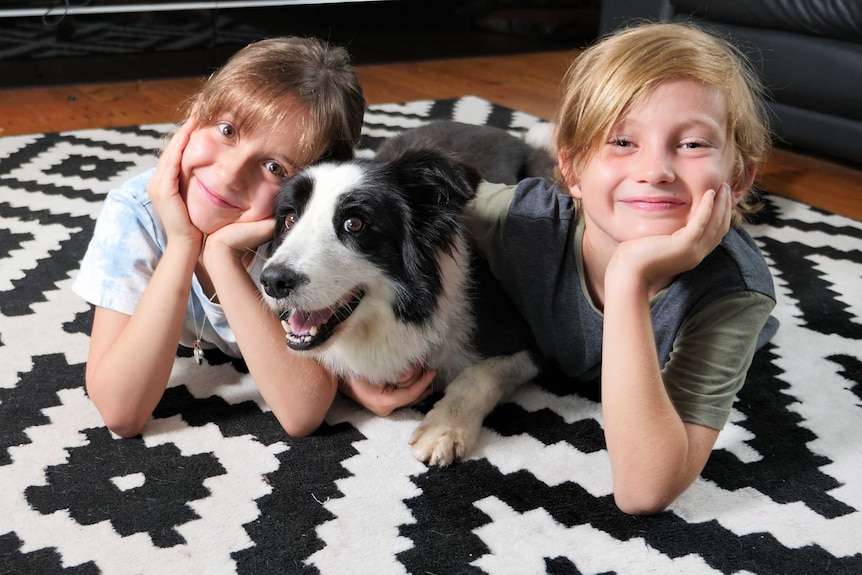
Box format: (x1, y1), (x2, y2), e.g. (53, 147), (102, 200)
(464, 22), (777, 514)
(74, 37), (431, 440)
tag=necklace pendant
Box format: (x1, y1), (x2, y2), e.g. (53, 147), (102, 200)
(193, 342), (204, 365)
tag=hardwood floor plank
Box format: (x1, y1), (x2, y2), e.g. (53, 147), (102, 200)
(759, 148), (862, 221)
(0, 78), (203, 136)
(358, 51), (573, 121)
(1, 51), (859, 220)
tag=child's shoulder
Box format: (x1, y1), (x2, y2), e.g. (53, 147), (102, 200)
(94, 167), (162, 239)
(106, 167), (156, 204)
(720, 226), (773, 292)
(509, 177), (575, 220)
(677, 226), (774, 301)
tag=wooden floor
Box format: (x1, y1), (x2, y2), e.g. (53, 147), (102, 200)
(1, 50), (860, 221)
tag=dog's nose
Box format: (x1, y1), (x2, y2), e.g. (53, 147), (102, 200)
(260, 266), (308, 299)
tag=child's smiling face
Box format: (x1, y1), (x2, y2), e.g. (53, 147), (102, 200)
(566, 78), (745, 246)
(179, 111), (306, 235)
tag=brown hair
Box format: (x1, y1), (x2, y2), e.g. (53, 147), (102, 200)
(556, 22), (772, 226)
(187, 36), (366, 165)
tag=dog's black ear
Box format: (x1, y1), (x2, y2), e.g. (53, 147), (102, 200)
(384, 148), (480, 324)
(390, 146), (481, 210)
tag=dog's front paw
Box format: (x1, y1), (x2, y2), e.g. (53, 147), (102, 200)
(409, 407), (481, 467)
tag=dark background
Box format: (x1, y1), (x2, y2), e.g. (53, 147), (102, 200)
(0, 0), (600, 88)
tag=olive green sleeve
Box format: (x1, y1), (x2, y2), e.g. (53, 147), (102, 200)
(662, 291), (776, 430)
(465, 181), (517, 280)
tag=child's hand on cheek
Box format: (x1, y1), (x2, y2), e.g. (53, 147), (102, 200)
(147, 119), (202, 251)
(608, 183), (733, 292)
(203, 218), (276, 270)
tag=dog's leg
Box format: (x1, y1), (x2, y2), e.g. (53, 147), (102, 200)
(409, 351), (539, 466)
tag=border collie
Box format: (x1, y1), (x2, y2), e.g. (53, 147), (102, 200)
(260, 121), (552, 466)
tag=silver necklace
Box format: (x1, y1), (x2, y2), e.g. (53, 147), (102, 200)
(190, 292), (217, 365)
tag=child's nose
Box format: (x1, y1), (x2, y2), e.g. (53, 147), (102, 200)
(635, 147), (675, 184)
(217, 154), (252, 190)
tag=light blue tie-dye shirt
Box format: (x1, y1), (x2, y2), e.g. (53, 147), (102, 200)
(73, 168), (268, 358)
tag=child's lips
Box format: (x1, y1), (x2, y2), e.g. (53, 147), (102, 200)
(198, 179), (239, 209)
(621, 197), (687, 211)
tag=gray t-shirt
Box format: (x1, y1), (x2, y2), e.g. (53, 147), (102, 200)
(468, 178), (776, 430)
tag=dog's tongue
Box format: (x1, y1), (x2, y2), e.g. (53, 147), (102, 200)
(289, 308), (333, 334)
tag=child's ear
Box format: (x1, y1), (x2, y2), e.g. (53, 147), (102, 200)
(557, 150), (581, 200)
(557, 150), (572, 182)
(557, 150), (580, 185)
(557, 150), (584, 199)
(731, 163), (757, 205)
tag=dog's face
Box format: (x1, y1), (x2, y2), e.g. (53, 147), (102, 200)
(260, 148), (480, 352)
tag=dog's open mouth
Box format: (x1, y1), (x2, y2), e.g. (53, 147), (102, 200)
(278, 288), (365, 351)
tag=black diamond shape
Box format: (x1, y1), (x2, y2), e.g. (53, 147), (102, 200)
(26, 427), (225, 548)
(43, 153), (135, 182)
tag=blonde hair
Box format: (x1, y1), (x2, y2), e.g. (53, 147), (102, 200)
(556, 22), (771, 226)
(187, 36), (365, 164)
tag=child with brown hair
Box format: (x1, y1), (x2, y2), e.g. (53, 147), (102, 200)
(466, 22), (777, 514)
(74, 36), (430, 439)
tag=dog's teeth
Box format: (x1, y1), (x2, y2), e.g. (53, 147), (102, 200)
(281, 320), (291, 334)
(309, 326), (318, 337)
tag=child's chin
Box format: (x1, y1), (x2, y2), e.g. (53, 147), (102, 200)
(191, 219), (222, 238)
(186, 207), (222, 236)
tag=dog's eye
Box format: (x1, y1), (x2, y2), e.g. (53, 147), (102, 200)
(343, 217), (364, 233)
(284, 211), (299, 230)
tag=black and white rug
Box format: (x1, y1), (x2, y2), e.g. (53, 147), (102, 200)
(2, 96), (861, 574)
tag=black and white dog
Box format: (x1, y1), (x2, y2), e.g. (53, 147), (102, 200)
(259, 121), (552, 466)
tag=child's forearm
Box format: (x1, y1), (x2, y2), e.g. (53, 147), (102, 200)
(204, 246), (337, 437)
(86, 242), (199, 437)
(600, 273), (705, 514)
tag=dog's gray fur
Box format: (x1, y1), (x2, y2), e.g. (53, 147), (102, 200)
(375, 120), (555, 184)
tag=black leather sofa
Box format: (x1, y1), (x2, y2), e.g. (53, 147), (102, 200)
(599, 0), (862, 166)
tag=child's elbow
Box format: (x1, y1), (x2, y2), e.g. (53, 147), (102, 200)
(614, 492), (672, 516)
(277, 416), (322, 439)
(99, 411), (147, 439)
(86, 385), (147, 438)
(612, 482), (677, 515)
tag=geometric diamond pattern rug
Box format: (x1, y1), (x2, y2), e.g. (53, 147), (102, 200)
(1, 96), (861, 574)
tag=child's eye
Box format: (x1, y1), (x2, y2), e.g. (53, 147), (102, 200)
(610, 137), (632, 148)
(265, 160), (287, 178)
(217, 122), (235, 138)
(681, 139), (707, 149)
